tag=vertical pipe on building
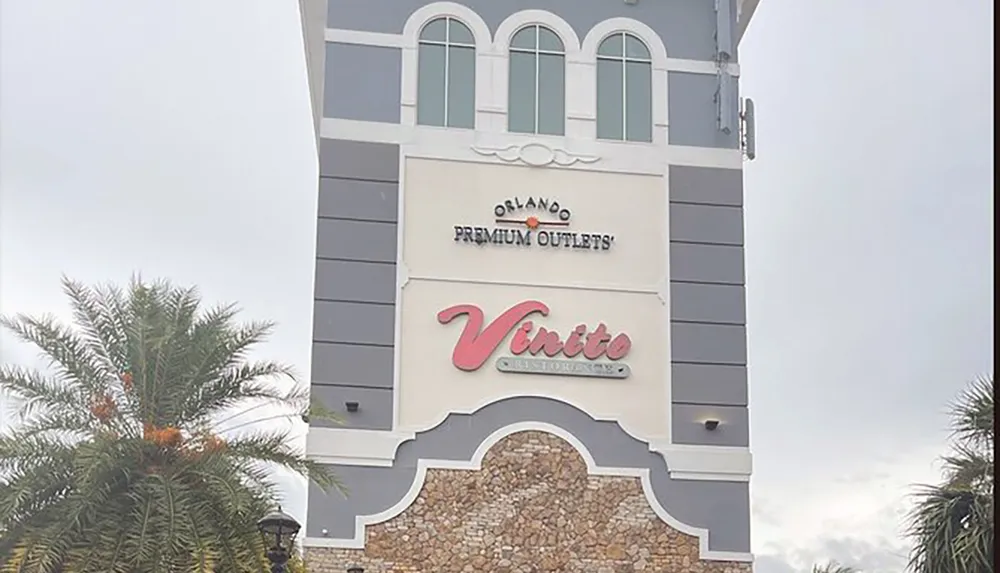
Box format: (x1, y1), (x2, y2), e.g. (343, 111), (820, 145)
(715, 0), (736, 135)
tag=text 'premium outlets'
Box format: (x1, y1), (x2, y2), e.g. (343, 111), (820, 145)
(452, 196), (616, 251)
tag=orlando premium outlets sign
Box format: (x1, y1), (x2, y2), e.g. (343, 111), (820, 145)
(453, 197), (616, 251)
(437, 300), (632, 380)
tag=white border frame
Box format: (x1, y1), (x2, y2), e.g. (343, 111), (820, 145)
(579, 17), (670, 141)
(303, 422), (753, 563)
(399, 2), (492, 129)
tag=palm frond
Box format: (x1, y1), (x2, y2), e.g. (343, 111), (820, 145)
(906, 483), (994, 573)
(949, 375), (994, 448)
(905, 375), (995, 573)
(1, 276), (339, 571)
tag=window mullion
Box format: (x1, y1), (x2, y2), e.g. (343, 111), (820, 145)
(534, 27), (540, 133)
(443, 19), (451, 125)
(621, 34), (628, 141)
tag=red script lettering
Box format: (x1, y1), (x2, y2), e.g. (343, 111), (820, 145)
(437, 300), (632, 371)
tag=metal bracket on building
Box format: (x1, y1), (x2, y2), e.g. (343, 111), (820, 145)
(740, 98), (757, 161)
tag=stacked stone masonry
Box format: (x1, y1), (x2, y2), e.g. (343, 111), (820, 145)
(307, 431), (751, 573)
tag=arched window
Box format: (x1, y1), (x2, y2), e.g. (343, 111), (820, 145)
(596, 32), (652, 142)
(417, 17), (476, 129)
(508, 25), (565, 136)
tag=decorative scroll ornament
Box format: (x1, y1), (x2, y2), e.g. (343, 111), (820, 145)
(470, 142), (600, 167)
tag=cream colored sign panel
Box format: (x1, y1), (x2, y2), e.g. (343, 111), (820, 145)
(397, 279), (669, 439)
(403, 158), (666, 290)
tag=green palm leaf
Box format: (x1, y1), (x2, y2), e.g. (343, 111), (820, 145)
(906, 375), (994, 573)
(0, 276), (338, 572)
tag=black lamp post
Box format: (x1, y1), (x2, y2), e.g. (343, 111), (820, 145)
(257, 507), (301, 573)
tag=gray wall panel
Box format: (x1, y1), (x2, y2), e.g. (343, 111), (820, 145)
(311, 342), (394, 389)
(670, 243), (745, 285)
(671, 363), (748, 406)
(313, 301), (395, 346)
(318, 178), (398, 222)
(326, 0), (726, 62)
(671, 282), (746, 325)
(667, 72), (740, 149)
(672, 322), (747, 365)
(669, 166), (743, 206)
(319, 140), (400, 181)
(307, 396), (750, 552)
(316, 218), (397, 263)
(315, 259), (396, 304)
(672, 403), (749, 447)
(310, 385), (393, 430)
(324, 43), (402, 123)
(670, 203), (744, 246)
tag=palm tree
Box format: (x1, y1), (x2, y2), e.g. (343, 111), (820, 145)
(811, 561), (860, 573)
(906, 375), (994, 573)
(0, 276), (337, 573)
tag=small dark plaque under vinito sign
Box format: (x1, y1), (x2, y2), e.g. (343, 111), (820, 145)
(495, 357), (631, 379)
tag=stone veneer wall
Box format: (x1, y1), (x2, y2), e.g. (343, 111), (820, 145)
(306, 431), (751, 573)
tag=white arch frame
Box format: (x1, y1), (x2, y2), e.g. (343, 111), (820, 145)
(581, 18), (670, 140)
(493, 10), (581, 138)
(400, 2), (492, 128)
(304, 421), (753, 563)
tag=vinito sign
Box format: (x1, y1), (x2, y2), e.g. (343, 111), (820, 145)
(437, 300), (632, 380)
(452, 197), (616, 251)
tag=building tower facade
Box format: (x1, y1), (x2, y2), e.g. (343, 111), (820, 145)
(298, 0), (760, 570)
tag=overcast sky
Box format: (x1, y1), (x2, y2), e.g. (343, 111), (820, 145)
(0, 1), (993, 571)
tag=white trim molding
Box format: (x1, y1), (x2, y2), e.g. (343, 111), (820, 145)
(303, 422), (753, 563)
(399, 2), (494, 127)
(320, 118), (743, 172)
(306, 427), (414, 467)
(324, 27), (738, 77)
(306, 422), (752, 484)
(580, 17), (669, 68)
(493, 9), (582, 57)
(469, 141), (599, 167)
(399, 1), (492, 53)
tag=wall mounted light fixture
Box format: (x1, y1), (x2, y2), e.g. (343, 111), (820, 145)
(704, 419), (720, 431)
(345, 401), (359, 413)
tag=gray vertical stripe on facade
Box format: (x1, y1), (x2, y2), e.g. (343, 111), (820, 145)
(669, 243), (745, 285)
(319, 139), (400, 181)
(310, 385), (394, 430)
(315, 259), (396, 304)
(668, 165), (749, 447)
(670, 282), (746, 325)
(672, 403), (749, 447)
(315, 218), (397, 263)
(312, 342), (394, 389)
(671, 363), (747, 406)
(669, 203), (745, 246)
(671, 322), (747, 366)
(312, 139), (401, 431)
(669, 165), (743, 206)
(319, 178), (398, 222)
(313, 299), (395, 347)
